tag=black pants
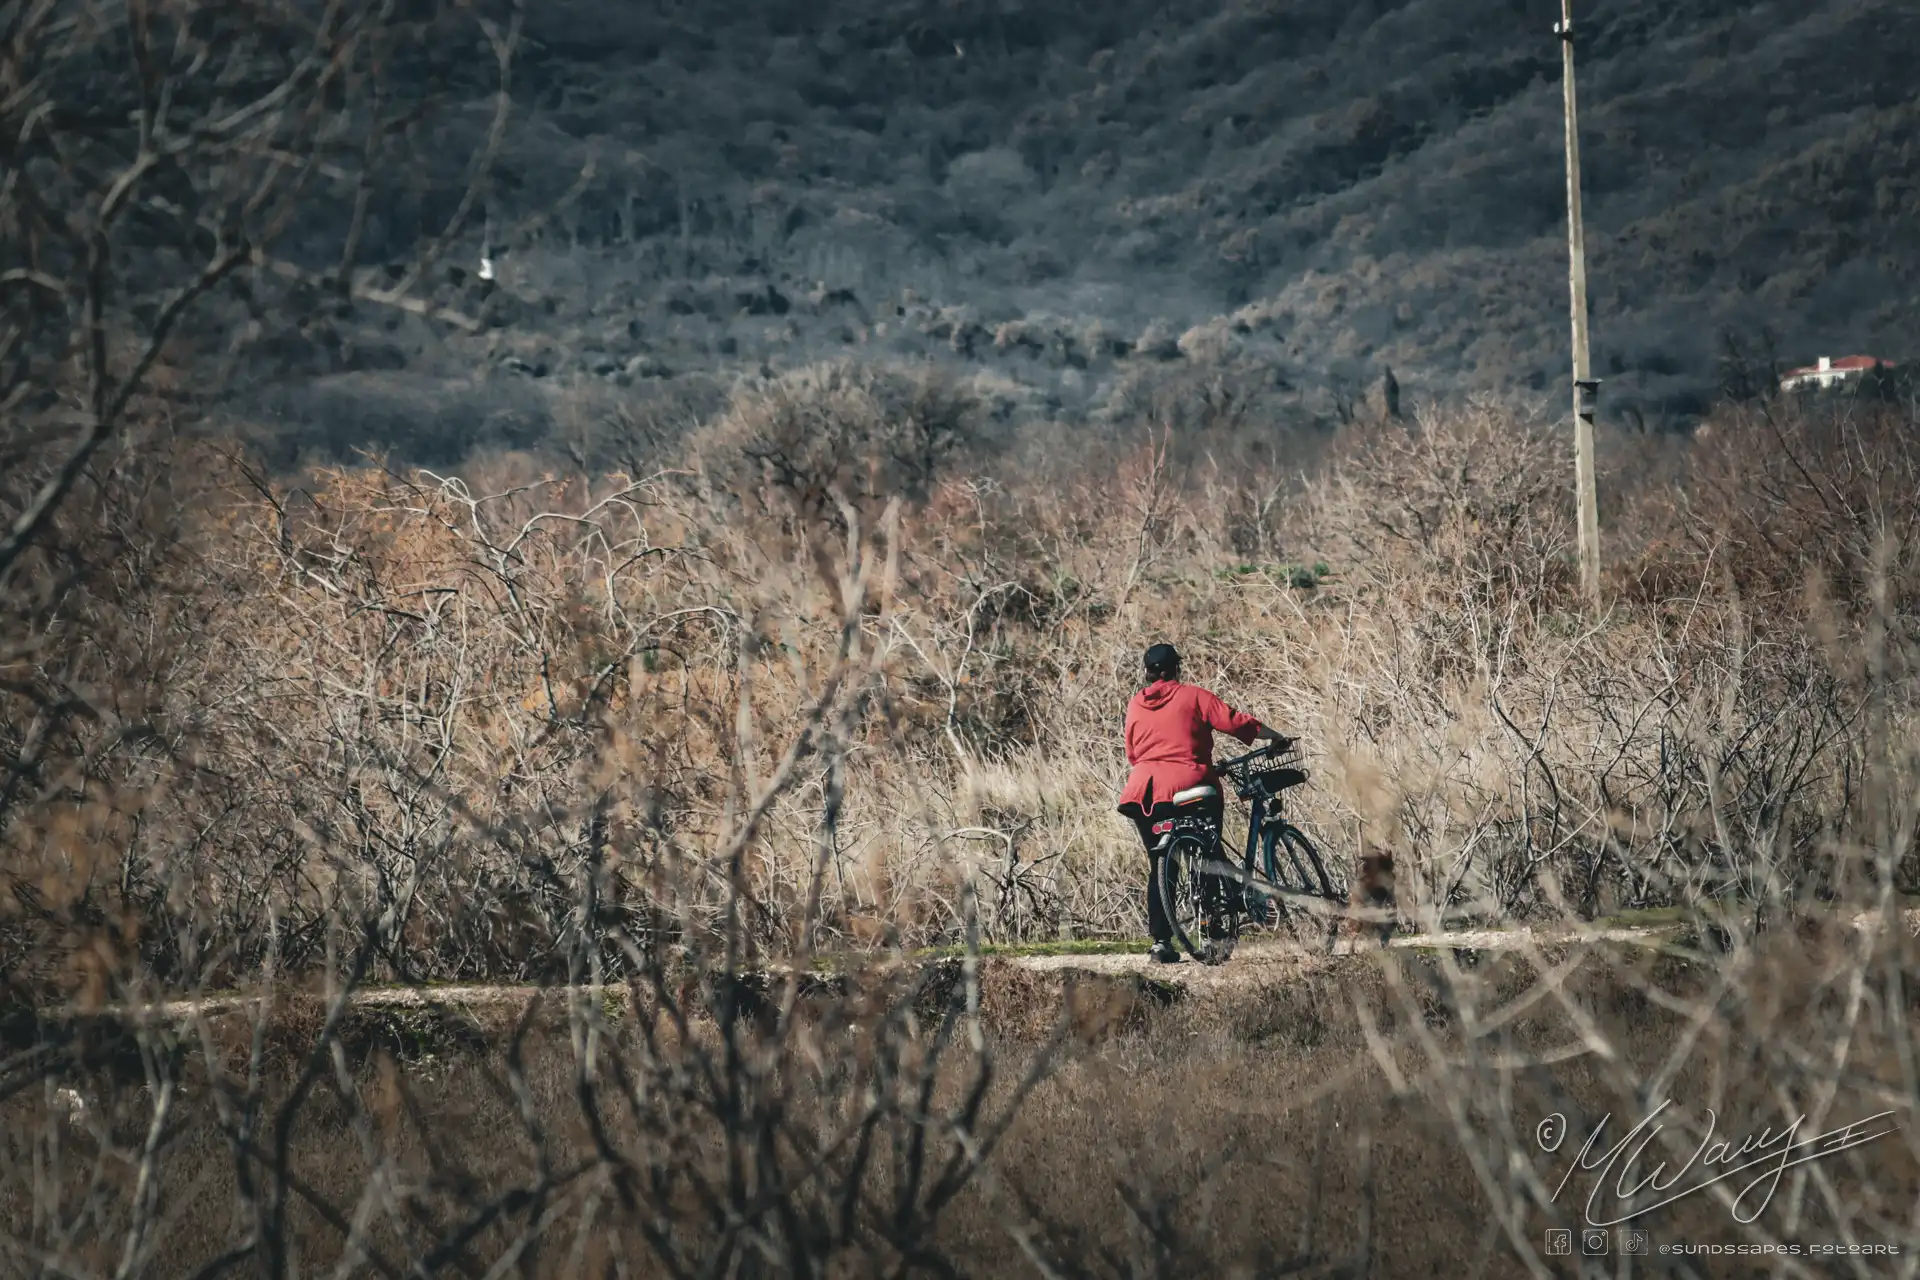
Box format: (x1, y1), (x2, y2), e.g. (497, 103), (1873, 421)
(1125, 799), (1223, 944)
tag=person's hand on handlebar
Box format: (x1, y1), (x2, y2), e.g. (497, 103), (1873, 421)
(1254, 725), (1294, 750)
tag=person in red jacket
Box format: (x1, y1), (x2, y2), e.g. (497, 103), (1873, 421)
(1118, 642), (1289, 962)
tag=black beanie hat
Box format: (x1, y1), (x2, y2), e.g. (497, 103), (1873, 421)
(1143, 643), (1180, 676)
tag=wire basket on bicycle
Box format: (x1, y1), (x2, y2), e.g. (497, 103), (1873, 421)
(1218, 741), (1308, 801)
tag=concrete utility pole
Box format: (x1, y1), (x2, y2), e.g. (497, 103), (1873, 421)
(1557, 0), (1602, 604)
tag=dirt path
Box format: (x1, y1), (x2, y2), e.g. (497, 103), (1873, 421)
(40, 931), (1558, 1022)
(1004, 904), (1920, 993)
(1004, 922), (1676, 996)
(45, 908), (1918, 1022)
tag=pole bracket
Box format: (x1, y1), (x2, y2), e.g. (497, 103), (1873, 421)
(1574, 377), (1601, 416)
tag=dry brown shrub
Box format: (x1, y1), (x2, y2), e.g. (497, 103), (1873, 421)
(689, 362), (984, 533)
(1681, 395), (1920, 614)
(1302, 396), (1576, 605)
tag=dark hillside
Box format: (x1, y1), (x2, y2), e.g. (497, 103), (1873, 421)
(239, 0), (1920, 459)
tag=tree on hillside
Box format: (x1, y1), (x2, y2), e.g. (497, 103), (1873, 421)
(1715, 326), (1782, 404)
(1855, 358), (1913, 406)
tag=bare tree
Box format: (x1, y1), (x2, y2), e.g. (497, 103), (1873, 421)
(0, 0), (523, 585)
(0, 0), (525, 997)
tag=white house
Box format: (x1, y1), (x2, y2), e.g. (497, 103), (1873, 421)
(1779, 354), (1894, 392)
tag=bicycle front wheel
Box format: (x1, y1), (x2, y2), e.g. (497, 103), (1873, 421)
(1160, 834), (1238, 965)
(1263, 821), (1337, 900)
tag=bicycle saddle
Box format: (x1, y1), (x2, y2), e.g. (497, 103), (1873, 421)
(1170, 784), (1218, 805)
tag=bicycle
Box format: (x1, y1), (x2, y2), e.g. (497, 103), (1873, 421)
(1149, 741), (1344, 963)
(1219, 741), (1343, 947)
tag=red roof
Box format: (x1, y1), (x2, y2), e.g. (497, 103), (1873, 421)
(1781, 355), (1895, 378)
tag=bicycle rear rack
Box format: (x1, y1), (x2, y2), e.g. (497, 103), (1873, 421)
(1149, 810), (1218, 850)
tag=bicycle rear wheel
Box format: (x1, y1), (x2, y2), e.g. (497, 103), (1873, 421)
(1160, 834), (1238, 964)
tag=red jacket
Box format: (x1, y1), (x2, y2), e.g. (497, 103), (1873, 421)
(1118, 680), (1266, 812)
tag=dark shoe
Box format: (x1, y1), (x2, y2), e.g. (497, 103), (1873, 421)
(1148, 941), (1183, 964)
